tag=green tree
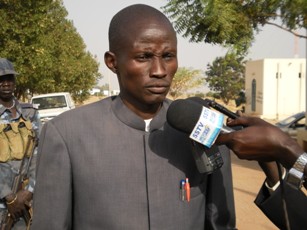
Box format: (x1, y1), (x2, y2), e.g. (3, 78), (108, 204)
(205, 53), (245, 104)
(0, 0), (100, 102)
(163, 0), (307, 54)
(169, 67), (204, 99)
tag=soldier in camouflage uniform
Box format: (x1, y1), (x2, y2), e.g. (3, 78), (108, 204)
(0, 58), (41, 230)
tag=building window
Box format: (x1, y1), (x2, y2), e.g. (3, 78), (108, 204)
(252, 79), (256, 111)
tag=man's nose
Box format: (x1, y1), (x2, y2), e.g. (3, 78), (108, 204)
(150, 57), (167, 78)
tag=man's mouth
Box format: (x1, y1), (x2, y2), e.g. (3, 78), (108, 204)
(147, 84), (169, 94)
(1, 89), (13, 94)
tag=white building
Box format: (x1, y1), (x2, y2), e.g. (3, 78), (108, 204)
(89, 88), (101, 95)
(101, 89), (120, 96)
(245, 58), (306, 120)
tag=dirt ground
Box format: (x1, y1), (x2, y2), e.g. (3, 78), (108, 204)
(231, 154), (278, 230)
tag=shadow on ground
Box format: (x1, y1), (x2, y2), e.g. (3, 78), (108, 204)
(230, 152), (263, 171)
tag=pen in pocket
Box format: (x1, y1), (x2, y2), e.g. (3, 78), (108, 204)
(180, 179), (185, 201)
(185, 178), (190, 202)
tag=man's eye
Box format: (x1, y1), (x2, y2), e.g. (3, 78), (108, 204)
(163, 53), (176, 60)
(137, 53), (152, 61)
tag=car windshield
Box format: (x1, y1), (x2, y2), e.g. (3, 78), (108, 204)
(278, 117), (296, 126)
(277, 113), (303, 126)
(32, 96), (67, 110)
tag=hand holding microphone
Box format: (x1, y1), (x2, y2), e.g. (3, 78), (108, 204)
(215, 115), (304, 169)
(177, 97), (303, 169)
(167, 97), (305, 176)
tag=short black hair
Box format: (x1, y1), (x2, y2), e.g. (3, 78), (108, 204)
(108, 4), (175, 53)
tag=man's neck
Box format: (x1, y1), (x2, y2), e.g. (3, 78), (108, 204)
(120, 96), (163, 120)
(0, 97), (14, 108)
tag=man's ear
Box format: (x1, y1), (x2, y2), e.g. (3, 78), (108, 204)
(104, 51), (117, 74)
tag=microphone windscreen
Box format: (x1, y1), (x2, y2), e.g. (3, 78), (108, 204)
(186, 97), (211, 108)
(166, 99), (203, 134)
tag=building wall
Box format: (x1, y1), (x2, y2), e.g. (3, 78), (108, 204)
(245, 60), (264, 116)
(245, 58), (306, 120)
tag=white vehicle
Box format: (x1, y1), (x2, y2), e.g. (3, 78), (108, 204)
(31, 92), (75, 123)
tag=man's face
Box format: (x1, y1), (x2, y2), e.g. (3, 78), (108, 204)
(115, 21), (178, 109)
(0, 75), (15, 101)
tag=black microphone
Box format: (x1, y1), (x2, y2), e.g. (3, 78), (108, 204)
(167, 99), (234, 142)
(167, 99), (231, 173)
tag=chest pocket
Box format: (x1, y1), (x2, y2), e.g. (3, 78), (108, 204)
(0, 119), (35, 162)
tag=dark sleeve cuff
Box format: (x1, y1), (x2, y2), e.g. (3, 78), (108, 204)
(255, 181), (307, 229)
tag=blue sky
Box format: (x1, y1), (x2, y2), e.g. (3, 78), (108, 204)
(62, 0), (306, 89)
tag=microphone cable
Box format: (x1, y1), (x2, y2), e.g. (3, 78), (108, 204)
(208, 98), (292, 229)
(207, 97), (291, 229)
(277, 161), (291, 230)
